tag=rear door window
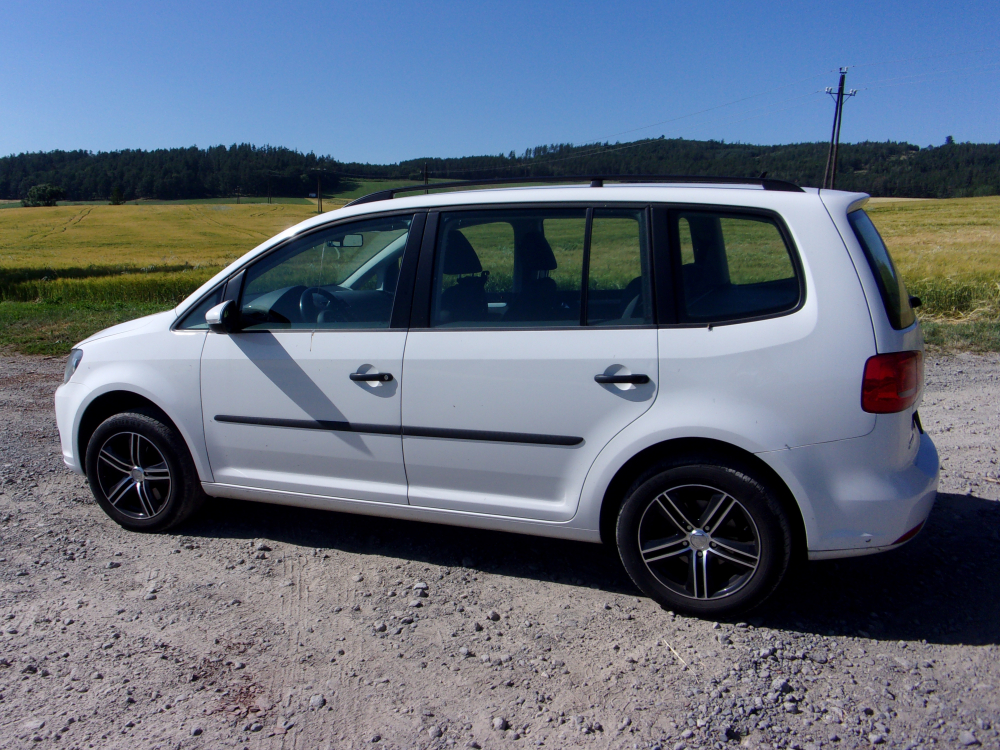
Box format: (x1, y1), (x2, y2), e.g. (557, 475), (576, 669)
(672, 211), (801, 324)
(587, 209), (652, 326)
(430, 209), (586, 327)
(848, 209), (916, 330)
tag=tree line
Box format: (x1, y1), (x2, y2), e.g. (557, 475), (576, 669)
(2, 138), (998, 202)
(0, 145), (339, 203)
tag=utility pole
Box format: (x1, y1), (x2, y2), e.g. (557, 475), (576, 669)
(423, 163), (428, 195)
(822, 68), (857, 190)
(308, 168), (330, 213)
(264, 170), (280, 204)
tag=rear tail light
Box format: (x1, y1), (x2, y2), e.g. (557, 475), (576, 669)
(861, 351), (923, 413)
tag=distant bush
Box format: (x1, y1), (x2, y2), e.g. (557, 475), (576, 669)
(21, 183), (65, 207)
(0, 267), (217, 305)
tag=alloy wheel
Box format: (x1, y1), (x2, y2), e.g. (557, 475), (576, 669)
(95, 432), (172, 520)
(637, 483), (761, 600)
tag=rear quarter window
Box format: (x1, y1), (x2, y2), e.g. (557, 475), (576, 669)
(672, 211), (802, 324)
(847, 209), (915, 330)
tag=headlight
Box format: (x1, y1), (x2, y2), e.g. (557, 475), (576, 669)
(64, 349), (83, 383)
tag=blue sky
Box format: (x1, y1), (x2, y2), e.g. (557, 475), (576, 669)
(1, 0), (997, 162)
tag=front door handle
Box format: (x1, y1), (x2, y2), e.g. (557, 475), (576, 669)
(350, 372), (394, 382)
(595, 373), (649, 385)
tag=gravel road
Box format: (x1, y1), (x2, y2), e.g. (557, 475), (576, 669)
(1, 352), (998, 750)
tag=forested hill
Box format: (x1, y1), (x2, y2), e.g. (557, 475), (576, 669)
(0, 145), (338, 203)
(2, 138), (998, 201)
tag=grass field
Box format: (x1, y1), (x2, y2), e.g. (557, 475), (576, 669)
(865, 196), (1000, 351)
(0, 195), (997, 355)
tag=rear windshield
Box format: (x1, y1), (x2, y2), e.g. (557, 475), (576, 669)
(848, 209), (915, 330)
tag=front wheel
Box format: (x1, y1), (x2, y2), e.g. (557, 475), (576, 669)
(85, 409), (204, 532)
(616, 457), (794, 617)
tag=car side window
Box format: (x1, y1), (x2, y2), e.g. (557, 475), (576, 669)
(431, 209), (586, 327)
(674, 211), (800, 324)
(238, 215), (412, 330)
(176, 286), (223, 330)
(587, 209), (652, 326)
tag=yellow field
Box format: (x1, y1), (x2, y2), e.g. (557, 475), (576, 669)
(0, 203), (317, 269)
(0, 196), (997, 353)
(867, 196), (1000, 282)
(853, 197), (1000, 350)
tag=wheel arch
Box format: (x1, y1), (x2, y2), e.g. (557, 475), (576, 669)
(597, 437), (807, 557)
(77, 390), (180, 468)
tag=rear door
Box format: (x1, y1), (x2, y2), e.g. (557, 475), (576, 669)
(400, 206), (658, 521)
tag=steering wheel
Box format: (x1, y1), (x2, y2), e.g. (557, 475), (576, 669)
(299, 287), (352, 324)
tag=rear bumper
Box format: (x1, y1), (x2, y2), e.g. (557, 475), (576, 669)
(760, 421), (939, 558)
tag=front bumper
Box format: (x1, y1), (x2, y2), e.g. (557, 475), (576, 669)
(54, 382), (85, 474)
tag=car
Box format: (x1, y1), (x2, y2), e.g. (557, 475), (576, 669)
(54, 175), (939, 616)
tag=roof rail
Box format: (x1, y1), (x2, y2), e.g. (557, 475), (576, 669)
(344, 174), (804, 206)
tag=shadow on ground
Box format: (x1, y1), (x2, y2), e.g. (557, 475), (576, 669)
(182, 491), (1000, 645)
(761, 492), (1000, 646)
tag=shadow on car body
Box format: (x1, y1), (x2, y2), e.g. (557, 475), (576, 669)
(180, 491), (1000, 645)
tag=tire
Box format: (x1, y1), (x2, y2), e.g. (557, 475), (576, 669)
(85, 409), (205, 532)
(616, 455), (793, 617)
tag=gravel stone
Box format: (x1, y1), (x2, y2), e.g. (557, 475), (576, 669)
(959, 731), (981, 746)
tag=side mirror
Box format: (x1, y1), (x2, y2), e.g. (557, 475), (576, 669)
(206, 300), (239, 334)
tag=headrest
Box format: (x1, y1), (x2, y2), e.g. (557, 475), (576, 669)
(519, 231), (557, 272)
(442, 231), (483, 275)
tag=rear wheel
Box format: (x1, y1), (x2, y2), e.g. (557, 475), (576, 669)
(616, 456), (793, 617)
(85, 410), (204, 532)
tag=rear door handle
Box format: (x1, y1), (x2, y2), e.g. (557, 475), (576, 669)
(350, 372), (394, 382)
(595, 373), (649, 385)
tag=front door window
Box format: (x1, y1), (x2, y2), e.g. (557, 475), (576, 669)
(240, 215), (412, 330)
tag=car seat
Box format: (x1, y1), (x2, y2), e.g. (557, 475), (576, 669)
(503, 231), (560, 322)
(437, 231), (488, 324)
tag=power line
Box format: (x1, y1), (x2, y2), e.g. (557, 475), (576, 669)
(846, 45), (1000, 71)
(856, 62), (1000, 92)
(853, 60), (1000, 89)
(594, 71), (831, 142)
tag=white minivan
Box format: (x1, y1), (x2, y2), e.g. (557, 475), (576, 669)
(54, 177), (939, 615)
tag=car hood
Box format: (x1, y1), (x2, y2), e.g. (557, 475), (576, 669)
(76, 310), (177, 347)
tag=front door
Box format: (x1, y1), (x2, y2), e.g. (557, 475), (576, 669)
(401, 207), (659, 521)
(201, 213), (420, 504)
